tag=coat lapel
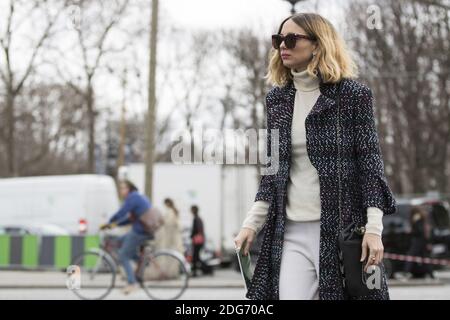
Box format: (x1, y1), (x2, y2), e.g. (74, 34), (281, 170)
(278, 72), (340, 124)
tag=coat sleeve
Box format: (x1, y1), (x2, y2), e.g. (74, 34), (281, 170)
(354, 86), (397, 216)
(254, 89), (277, 203)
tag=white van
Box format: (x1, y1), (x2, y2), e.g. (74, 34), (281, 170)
(0, 174), (120, 235)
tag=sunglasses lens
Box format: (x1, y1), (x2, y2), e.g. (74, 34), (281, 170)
(285, 34), (296, 49)
(272, 35), (281, 49)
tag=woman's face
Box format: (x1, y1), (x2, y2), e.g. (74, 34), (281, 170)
(119, 183), (130, 199)
(279, 19), (317, 71)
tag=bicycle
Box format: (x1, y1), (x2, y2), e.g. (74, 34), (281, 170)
(69, 224), (190, 300)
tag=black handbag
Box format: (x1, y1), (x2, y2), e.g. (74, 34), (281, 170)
(335, 80), (385, 298)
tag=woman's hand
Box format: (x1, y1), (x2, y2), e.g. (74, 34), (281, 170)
(234, 227), (256, 256)
(360, 233), (384, 272)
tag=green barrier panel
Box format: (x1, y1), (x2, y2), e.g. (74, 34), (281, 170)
(0, 235), (10, 266)
(0, 234), (101, 269)
(54, 236), (71, 269)
(22, 235), (39, 267)
(84, 235), (100, 268)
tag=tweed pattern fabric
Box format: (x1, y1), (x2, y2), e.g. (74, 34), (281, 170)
(246, 72), (397, 300)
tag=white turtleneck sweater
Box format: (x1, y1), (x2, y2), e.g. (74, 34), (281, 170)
(241, 68), (384, 236)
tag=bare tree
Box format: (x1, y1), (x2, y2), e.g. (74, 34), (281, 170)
(412, 0), (450, 10)
(347, 0), (450, 194)
(152, 29), (219, 165)
(222, 27), (272, 132)
(53, 0), (130, 173)
(0, 0), (67, 176)
(5, 81), (87, 176)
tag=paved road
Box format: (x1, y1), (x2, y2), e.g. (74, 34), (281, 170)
(1, 285), (450, 300)
(1, 268), (450, 300)
(0, 287), (247, 300)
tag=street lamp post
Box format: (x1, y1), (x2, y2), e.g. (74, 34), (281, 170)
(283, 0), (306, 14)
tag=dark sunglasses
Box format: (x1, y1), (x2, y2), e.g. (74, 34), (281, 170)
(271, 33), (316, 49)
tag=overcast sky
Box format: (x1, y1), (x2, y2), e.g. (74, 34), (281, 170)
(160, 0), (338, 32)
(161, 0), (299, 31)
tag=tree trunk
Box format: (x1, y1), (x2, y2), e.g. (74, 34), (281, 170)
(87, 84), (95, 173)
(6, 92), (16, 176)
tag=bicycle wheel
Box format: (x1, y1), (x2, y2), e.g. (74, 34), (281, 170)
(139, 250), (189, 300)
(70, 250), (116, 300)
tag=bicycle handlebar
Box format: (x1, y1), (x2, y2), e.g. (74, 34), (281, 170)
(99, 222), (118, 231)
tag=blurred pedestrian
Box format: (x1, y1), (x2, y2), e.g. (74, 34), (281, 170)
(190, 205), (207, 277)
(163, 198), (184, 253)
(142, 198), (184, 280)
(404, 206), (434, 278)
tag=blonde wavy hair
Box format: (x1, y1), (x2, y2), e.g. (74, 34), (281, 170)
(265, 13), (358, 86)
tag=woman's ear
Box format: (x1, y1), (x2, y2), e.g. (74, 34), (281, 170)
(312, 42), (319, 55)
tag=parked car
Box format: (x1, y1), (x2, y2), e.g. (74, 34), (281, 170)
(382, 196), (450, 278)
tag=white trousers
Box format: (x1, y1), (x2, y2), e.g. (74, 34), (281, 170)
(279, 218), (321, 300)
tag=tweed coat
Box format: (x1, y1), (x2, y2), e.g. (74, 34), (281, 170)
(245, 72), (397, 300)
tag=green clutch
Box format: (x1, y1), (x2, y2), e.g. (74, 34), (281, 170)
(236, 241), (254, 290)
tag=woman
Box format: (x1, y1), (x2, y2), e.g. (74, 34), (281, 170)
(190, 205), (207, 277)
(163, 198), (184, 254)
(404, 206), (434, 278)
(105, 180), (153, 295)
(145, 198), (184, 280)
(233, 13), (397, 300)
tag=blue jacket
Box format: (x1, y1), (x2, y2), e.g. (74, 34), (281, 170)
(109, 191), (151, 235)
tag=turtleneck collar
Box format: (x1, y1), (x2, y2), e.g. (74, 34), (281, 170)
(290, 67), (320, 92)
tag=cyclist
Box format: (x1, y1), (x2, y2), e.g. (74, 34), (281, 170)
(101, 180), (153, 295)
